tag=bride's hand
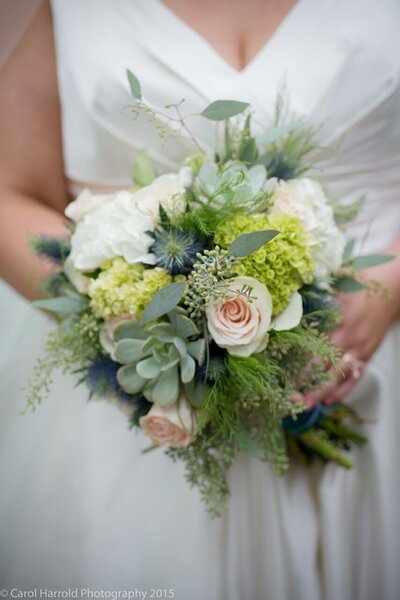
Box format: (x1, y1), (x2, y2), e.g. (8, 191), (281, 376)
(303, 241), (400, 407)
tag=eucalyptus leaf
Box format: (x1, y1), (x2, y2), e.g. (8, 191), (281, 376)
(228, 229), (279, 258)
(132, 149), (155, 186)
(334, 277), (366, 292)
(200, 100), (249, 121)
(126, 69), (142, 99)
(343, 239), (356, 261)
(352, 254), (395, 270)
(32, 295), (88, 314)
(140, 282), (186, 325)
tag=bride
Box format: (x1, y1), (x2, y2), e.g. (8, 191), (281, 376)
(1, 1), (399, 598)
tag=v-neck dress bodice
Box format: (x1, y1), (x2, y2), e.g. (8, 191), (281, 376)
(1, 1), (400, 599)
(52, 0), (400, 253)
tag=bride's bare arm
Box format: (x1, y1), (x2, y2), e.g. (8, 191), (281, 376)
(0, 1), (68, 300)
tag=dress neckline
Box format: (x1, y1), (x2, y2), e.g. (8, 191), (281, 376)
(154, 0), (305, 76)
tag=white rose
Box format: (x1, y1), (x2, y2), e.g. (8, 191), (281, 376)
(65, 188), (109, 223)
(206, 276), (272, 357)
(68, 190), (156, 271)
(133, 173), (186, 223)
(139, 398), (196, 448)
(271, 178), (345, 280)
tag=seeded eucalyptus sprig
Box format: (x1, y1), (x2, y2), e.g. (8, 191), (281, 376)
(184, 247), (237, 320)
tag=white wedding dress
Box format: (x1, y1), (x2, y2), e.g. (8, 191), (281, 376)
(1, 1), (400, 598)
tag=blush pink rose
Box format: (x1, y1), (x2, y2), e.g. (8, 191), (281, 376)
(139, 398), (196, 448)
(206, 276), (272, 357)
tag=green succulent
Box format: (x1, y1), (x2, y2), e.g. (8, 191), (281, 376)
(114, 309), (206, 407)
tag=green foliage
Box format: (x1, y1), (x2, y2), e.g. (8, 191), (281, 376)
(228, 229), (279, 258)
(167, 434), (234, 517)
(140, 281), (186, 324)
(215, 213), (314, 315)
(269, 327), (339, 367)
(351, 254), (394, 269)
(132, 149), (155, 186)
(253, 90), (323, 178)
(33, 295), (89, 314)
(200, 100), (249, 121)
(343, 239), (356, 262)
(334, 276), (366, 292)
(198, 352), (294, 435)
(184, 247), (237, 320)
(126, 69), (142, 100)
(23, 312), (104, 413)
(175, 209), (213, 239)
(268, 326), (340, 393)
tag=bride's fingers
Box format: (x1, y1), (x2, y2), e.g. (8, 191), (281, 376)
(324, 375), (359, 405)
(323, 354), (365, 405)
(302, 354), (361, 408)
(302, 369), (344, 408)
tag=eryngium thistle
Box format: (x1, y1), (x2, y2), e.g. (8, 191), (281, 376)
(151, 228), (204, 275)
(87, 356), (131, 402)
(196, 349), (226, 383)
(31, 236), (70, 264)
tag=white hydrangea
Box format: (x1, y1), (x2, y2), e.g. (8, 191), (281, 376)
(65, 172), (189, 272)
(68, 190), (155, 271)
(271, 178), (345, 280)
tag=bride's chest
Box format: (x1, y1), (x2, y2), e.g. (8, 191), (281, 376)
(53, 0), (400, 172)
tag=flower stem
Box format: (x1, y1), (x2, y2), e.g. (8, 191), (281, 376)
(299, 430), (353, 468)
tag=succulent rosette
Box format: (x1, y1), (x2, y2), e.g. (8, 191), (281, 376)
(29, 73), (387, 516)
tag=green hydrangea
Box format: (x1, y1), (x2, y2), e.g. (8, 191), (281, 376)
(88, 257), (172, 319)
(214, 213), (314, 315)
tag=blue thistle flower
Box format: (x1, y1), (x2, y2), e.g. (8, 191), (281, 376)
(196, 346), (226, 383)
(130, 396), (153, 427)
(31, 236), (70, 264)
(151, 228), (205, 275)
(301, 285), (333, 313)
(301, 285), (338, 331)
(87, 357), (131, 401)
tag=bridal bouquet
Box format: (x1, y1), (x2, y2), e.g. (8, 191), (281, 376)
(27, 72), (388, 515)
